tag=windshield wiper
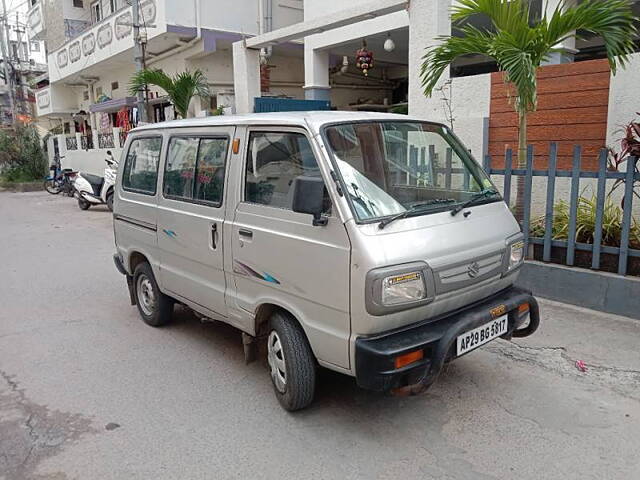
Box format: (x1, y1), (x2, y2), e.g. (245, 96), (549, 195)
(378, 199), (456, 229)
(450, 188), (500, 216)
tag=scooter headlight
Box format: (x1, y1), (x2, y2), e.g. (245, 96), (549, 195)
(381, 271), (427, 306)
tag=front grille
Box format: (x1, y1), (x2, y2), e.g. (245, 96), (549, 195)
(434, 251), (504, 294)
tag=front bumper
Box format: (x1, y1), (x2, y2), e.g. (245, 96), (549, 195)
(354, 286), (539, 392)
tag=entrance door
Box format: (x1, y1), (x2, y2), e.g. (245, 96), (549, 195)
(157, 127), (234, 319)
(229, 128), (351, 368)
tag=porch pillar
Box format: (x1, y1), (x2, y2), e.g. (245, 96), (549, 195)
(543, 0), (577, 64)
(407, 0), (452, 119)
(303, 45), (330, 102)
(232, 41), (261, 114)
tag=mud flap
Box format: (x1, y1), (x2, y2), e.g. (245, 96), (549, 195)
(126, 275), (136, 306)
(242, 333), (257, 364)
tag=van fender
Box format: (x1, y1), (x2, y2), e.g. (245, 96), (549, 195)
(249, 296), (318, 356)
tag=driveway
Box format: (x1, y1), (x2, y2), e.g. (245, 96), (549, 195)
(1, 191), (638, 480)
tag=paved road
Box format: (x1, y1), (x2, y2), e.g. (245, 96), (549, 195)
(1, 191), (639, 480)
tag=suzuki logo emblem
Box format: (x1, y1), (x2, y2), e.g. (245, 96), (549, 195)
(467, 262), (480, 278)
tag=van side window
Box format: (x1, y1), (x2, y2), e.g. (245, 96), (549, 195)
(165, 137), (197, 200)
(164, 136), (228, 206)
(122, 137), (162, 195)
(195, 138), (227, 204)
(245, 131), (330, 212)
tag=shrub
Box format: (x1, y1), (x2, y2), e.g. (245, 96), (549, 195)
(530, 194), (640, 249)
(0, 126), (47, 183)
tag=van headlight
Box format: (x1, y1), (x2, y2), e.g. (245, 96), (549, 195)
(508, 240), (524, 270)
(365, 262), (435, 315)
(382, 271), (427, 306)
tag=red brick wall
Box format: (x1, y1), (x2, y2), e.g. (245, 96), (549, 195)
(488, 58), (611, 170)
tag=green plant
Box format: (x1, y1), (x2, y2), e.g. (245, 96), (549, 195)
(0, 126), (47, 183)
(530, 194), (640, 249)
(607, 113), (640, 203)
(129, 69), (210, 119)
(420, 0), (637, 218)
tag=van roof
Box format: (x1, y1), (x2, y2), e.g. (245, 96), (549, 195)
(131, 111), (432, 132)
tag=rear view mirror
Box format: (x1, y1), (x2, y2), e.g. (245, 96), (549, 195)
(292, 176), (328, 226)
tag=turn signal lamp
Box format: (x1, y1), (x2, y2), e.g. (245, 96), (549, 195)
(394, 350), (424, 369)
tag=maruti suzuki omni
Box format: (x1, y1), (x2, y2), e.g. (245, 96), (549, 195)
(112, 111), (540, 411)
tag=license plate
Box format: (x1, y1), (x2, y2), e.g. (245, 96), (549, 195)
(457, 314), (508, 356)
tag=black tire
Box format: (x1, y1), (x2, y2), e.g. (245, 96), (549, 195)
(106, 191), (114, 212)
(78, 198), (90, 210)
(133, 262), (173, 327)
(267, 312), (316, 411)
(44, 179), (61, 194)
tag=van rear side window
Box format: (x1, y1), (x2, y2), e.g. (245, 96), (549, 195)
(122, 137), (162, 195)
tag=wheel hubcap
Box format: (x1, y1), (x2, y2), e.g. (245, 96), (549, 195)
(267, 331), (287, 393)
(137, 275), (156, 316)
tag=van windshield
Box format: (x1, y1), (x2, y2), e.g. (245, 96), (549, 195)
(324, 121), (499, 222)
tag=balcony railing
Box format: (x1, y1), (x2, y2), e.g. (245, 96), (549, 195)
(98, 132), (115, 149)
(66, 136), (78, 151)
(49, 0), (162, 83)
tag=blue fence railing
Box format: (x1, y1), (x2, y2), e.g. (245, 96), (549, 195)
(254, 97), (331, 113)
(482, 144), (639, 276)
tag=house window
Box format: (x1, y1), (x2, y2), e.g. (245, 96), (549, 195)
(96, 86), (103, 97)
(111, 81), (119, 91)
(73, 0), (83, 7)
(30, 42), (40, 52)
(83, 91), (89, 101)
(91, 1), (101, 23)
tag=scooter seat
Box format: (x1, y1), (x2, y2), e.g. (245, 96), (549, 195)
(83, 173), (104, 188)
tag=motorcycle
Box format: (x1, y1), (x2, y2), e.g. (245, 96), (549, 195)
(44, 154), (77, 196)
(73, 151), (119, 211)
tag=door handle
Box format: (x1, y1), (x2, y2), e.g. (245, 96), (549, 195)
(238, 228), (253, 239)
(211, 223), (218, 249)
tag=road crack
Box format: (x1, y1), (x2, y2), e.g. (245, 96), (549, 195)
(0, 369), (96, 480)
(486, 341), (640, 401)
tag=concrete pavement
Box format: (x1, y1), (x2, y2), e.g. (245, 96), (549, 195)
(1, 191), (639, 480)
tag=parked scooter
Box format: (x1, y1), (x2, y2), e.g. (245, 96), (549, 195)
(73, 151), (119, 211)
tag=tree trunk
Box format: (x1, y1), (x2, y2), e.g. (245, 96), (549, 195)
(514, 111), (528, 222)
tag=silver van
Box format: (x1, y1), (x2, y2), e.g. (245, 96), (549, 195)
(112, 111), (539, 411)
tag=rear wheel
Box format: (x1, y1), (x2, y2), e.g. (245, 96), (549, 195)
(133, 262), (173, 327)
(78, 198), (90, 210)
(267, 312), (316, 411)
(44, 179), (61, 194)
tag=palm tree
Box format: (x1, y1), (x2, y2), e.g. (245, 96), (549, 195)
(420, 0), (637, 219)
(129, 69), (210, 119)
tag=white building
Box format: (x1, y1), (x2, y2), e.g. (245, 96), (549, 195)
(30, 0), (640, 176)
(30, 0), (306, 168)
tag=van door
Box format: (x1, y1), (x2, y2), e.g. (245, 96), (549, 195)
(114, 135), (163, 274)
(229, 128), (351, 369)
(156, 127), (234, 319)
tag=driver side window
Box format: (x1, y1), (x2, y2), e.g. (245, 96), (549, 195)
(244, 131), (330, 213)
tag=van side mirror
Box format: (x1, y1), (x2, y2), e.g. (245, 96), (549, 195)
(292, 176), (328, 226)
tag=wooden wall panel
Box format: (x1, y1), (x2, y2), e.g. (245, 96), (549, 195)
(488, 58), (610, 171)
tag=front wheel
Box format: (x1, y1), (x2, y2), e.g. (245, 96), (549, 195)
(44, 179), (61, 194)
(267, 312), (316, 411)
(78, 198), (91, 210)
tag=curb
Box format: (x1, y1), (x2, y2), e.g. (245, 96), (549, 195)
(0, 181), (43, 192)
(516, 260), (640, 320)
